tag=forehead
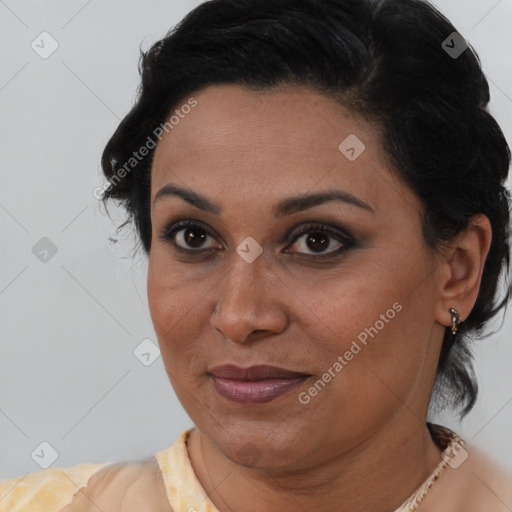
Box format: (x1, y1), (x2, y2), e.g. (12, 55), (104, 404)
(153, 84), (377, 158)
(150, 84), (408, 214)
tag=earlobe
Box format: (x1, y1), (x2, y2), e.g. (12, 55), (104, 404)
(435, 214), (492, 329)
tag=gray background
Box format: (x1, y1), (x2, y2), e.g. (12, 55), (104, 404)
(1, 0), (511, 479)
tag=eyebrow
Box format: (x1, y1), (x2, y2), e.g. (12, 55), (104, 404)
(154, 184), (374, 217)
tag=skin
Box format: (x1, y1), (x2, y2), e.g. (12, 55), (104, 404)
(147, 84), (492, 512)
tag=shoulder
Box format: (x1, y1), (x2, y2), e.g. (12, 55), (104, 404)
(0, 461), (110, 512)
(459, 442), (512, 511)
(0, 457), (173, 512)
(61, 458), (173, 512)
(422, 440), (512, 512)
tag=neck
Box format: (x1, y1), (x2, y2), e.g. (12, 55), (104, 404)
(187, 420), (443, 512)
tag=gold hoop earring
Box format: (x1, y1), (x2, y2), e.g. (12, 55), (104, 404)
(449, 308), (461, 335)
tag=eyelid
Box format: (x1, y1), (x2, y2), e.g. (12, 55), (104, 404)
(288, 222), (354, 244)
(157, 219), (221, 250)
(158, 218), (356, 257)
(283, 222), (355, 256)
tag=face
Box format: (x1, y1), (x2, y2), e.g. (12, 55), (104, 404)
(147, 84), (445, 470)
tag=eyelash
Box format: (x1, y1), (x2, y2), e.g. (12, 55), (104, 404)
(157, 219), (356, 258)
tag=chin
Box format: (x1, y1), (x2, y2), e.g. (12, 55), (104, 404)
(203, 417), (315, 469)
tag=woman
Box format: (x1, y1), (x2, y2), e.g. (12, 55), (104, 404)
(1, 0), (511, 510)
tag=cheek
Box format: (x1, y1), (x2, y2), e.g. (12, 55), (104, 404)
(147, 247), (204, 329)
(147, 254), (205, 362)
(298, 301), (429, 444)
(342, 304), (436, 418)
(307, 255), (436, 393)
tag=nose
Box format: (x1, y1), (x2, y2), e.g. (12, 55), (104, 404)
(209, 252), (288, 344)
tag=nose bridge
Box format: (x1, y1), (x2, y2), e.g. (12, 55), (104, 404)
(220, 249), (270, 311)
(211, 248), (284, 341)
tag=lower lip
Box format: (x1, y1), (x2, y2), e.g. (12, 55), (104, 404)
(211, 375), (310, 404)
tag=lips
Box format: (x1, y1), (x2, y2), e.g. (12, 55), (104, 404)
(208, 364), (311, 404)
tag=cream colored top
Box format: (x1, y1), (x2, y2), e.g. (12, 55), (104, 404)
(1, 426), (511, 511)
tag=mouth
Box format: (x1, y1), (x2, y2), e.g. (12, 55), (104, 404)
(208, 364), (312, 404)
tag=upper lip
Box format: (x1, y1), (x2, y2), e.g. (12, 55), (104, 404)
(208, 364), (311, 381)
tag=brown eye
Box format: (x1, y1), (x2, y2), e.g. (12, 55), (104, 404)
(291, 231), (343, 255)
(286, 223), (354, 257)
(158, 220), (220, 253)
(179, 227), (209, 249)
(159, 220), (355, 259)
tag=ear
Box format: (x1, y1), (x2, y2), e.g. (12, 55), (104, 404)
(435, 214), (492, 329)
